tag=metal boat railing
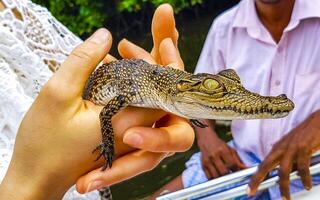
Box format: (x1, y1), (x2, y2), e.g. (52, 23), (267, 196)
(157, 152), (320, 200)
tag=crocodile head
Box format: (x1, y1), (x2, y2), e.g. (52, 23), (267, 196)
(173, 69), (294, 120)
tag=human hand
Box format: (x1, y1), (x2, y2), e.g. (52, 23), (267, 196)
(0, 27), (194, 200)
(197, 120), (246, 179)
(248, 110), (320, 200)
(118, 4), (183, 68)
(76, 3), (189, 193)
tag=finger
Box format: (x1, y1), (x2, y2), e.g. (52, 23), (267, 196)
(221, 149), (240, 172)
(103, 54), (117, 64)
(201, 154), (217, 179)
(211, 156), (229, 176)
(231, 150), (247, 170)
(297, 149), (312, 190)
(118, 39), (156, 64)
(76, 150), (167, 193)
(159, 38), (184, 70)
(248, 150), (282, 196)
(206, 162), (219, 179)
(52, 28), (112, 97)
(279, 150), (295, 200)
(123, 115), (194, 152)
(151, 4), (178, 62)
(203, 167), (212, 180)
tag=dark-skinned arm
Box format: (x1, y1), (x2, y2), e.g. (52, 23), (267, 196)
(248, 110), (320, 200)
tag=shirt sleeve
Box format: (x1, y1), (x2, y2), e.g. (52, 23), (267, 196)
(194, 21), (226, 74)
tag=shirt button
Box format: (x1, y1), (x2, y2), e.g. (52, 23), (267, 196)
(275, 80), (281, 86)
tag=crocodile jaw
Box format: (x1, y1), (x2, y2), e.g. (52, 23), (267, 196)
(173, 101), (291, 120)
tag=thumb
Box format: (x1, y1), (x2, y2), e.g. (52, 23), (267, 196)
(232, 150), (247, 170)
(52, 28), (112, 98)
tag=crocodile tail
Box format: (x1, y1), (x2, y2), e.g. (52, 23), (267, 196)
(99, 187), (113, 200)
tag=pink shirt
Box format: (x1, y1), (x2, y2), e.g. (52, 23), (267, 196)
(195, 0), (320, 161)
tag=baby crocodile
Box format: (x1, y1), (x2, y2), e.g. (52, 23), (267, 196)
(83, 59), (294, 170)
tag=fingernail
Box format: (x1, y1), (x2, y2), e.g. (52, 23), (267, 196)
(86, 180), (104, 193)
(89, 29), (109, 44)
(246, 187), (251, 195)
(123, 133), (143, 147)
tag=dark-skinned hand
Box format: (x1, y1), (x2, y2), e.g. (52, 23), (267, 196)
(197, 120), (246, 179)
(248, 110), (320, 200)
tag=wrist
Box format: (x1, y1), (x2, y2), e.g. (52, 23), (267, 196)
(197, 127), (219, 145)
(0, 161), (70, 200)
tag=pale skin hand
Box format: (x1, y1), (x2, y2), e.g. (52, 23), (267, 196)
(197, 120), (246, 179)
(76, 3), (187, 193)
(0, 6), (194, 199)
(248, 110), (320, 200)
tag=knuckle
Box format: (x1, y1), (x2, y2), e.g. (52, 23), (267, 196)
(279, 168), (290, 179)
(257, 163), (268, 174)
(297, 141), (307, 150)
(297, 166), (309, 177)
(222, 149), (230, 155)
(249, 176), (260, 187)
(71, 45), (97, 62)
(40, 81), (62, 99)
(210, 153), (218, 159)
(40, 81), (71, 103)
(217, 147), (225, 154)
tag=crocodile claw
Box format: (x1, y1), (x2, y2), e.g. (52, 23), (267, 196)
(92, 143), (114, 170)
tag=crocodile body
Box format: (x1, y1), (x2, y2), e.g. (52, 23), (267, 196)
(83, 59), (294, 170)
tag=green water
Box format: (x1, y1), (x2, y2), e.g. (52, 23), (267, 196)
(110, 3), (238, 199)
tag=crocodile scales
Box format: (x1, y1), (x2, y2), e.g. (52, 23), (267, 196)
(83, 59), (294, 170)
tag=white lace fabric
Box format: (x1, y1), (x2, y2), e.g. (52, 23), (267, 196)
(0, 0), (99, 198)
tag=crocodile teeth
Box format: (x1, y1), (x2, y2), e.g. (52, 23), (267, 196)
(246, 106), (252, 113)
(272, 107), (277, 114)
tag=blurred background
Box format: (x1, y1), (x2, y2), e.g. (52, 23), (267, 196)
(33, 0), (239, 199)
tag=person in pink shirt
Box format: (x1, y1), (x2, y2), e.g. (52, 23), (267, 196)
(152, 0), (320, 199)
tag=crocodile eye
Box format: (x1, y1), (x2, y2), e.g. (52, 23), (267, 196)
(203, 79), (219, 90)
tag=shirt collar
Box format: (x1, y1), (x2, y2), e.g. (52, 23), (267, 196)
(232, 0), (270, 43)
(286, 0), (320, 31)
(232, 0), (320, 43)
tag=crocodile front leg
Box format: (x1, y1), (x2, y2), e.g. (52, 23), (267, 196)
(93, 94), (132, 170)
(190, 119), (208, 128)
